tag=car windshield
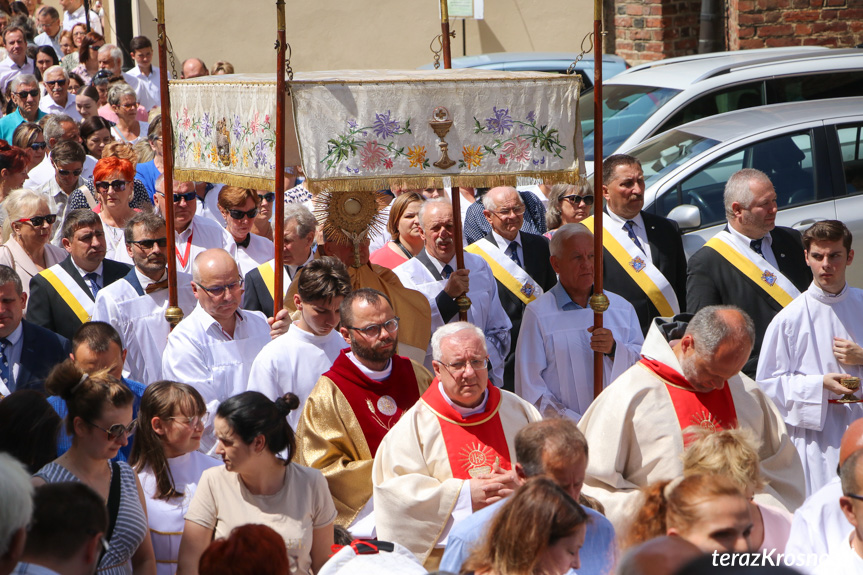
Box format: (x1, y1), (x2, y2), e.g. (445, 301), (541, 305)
(580, 85), (681, 160)
(626, 129), (720, 188)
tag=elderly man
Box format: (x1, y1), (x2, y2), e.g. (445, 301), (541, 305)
(92, 213), (197, 385)
(439, 418), (616, 575)
(162, 249), (271, 450)
(583, 154), (688, 335)
(243, 204), (316, 318)
(465, 186), (556, 390)
(758, 221), (863, 495)
(0, 454), (32, 575)
(94, 46), (150, 122)
(28, 209), (130, 341)
(34, 6), (63, 56)
(687, 168), (812, 376)
(395, 198), (511, 386)
(0, 265), (71, 397)
(463, 188), (547, 244)
(373, 322), (540, 569)
(181, 58), (209, 79)
(814, 450), (863, 574)
(0, 74), (45, 142)
(515, 223), (643, 421)
(38, 66), (80, 121)
(297, 288), (433, 535)
(578, 305), (805, 530)
(59, 0), (102, 35)
(0, 26), (34, 95)
(24, 114), (94, 189)
(34, 141), (86, 245)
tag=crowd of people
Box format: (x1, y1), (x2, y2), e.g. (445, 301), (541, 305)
(0, 4), (862, 575)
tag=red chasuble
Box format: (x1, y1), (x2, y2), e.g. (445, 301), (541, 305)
(325, 350), (422, 455)
(420, 379), (512, 480)
(639, 358), (738, 442)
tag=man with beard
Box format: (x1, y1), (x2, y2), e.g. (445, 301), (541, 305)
(296, 288), (433, 535)
(92, 213), (197, 385)
(578, 305), (805, 531)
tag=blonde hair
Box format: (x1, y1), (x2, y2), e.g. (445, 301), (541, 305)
(1, 188), (49, 242)
(682, 426), (766, 493)
(102, 141), (138, 168)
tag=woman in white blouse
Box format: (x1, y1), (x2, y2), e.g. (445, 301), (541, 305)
(93, 156), (138, 260)
(217, 186), (274, 276)
(109, 84), (148, 145)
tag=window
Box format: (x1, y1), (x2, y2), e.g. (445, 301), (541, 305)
(766, 72), (863, 104)
(660, 83), (765, 133)
(836, 123), (863, 196)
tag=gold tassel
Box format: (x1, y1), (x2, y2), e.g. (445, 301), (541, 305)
(304, 170), (582, 194)
(172, 169), (278, 192)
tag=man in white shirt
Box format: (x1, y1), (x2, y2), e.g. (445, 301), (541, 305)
(759, 220), (863, 495)
(34, 140), (85, 246)
(92, 212), (197, 385)
(394, 198), (511, 386)
(126, 36), (161, 111)
(815, 449), (863, 574)
(59, 0), (102, 35)
(24, 114), (95, 189)
(38, 66), (81, 121)
(34, 6), (63, 57)
(162, 248), (271, 451)
(0, 26), (34, 94)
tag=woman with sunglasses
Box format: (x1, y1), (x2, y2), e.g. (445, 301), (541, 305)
(0, 188), (65, 302)
(217, 186), (274, 275)
(109, 84), (148, 145)
(177, 391), (336, 575)
(94, 156), (138, 260)
(69, 31), (104, 84)
(544, 182), (595, 238)
(11, 122), (46, 175)
(251, 189), (275, 241)
(34, 359), (157, 575)
(130, 381), (222, 575)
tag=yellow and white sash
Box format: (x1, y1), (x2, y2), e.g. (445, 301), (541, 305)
(257, 260), (290, 302)
(705, 230), (800, 308)
(582, 216), (680, 317)
(465, 238), (544, 305)
(39, 265), (93, 323)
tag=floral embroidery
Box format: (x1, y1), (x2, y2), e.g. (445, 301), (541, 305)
(485, 107), (513, 136)
(322, 115), (411, 170)
(174, 108), (277, 172)
(474, 108), (566, 161)
(407, 145), (429, 170)
(459, 145), (483, 170)
(360, 141), (387, 169)
(501, 136), (530, 164)
(201, 113), (213, 138)
(372, 111), (402, 139)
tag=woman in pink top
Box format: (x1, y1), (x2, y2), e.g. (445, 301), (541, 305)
(369, 191), (424, 269)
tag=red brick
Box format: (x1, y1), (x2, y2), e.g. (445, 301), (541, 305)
(615, 16), (633, 27)
(738, 26), (757, 37)
(739, 13), (765, 24)
(794, 23), (813, 34)
(765, 36), (800, 46)
(740, 38), (768, 48)
(763, 11), (782, 22)
(809, 0), (822, 8)
(626, 4), (644, 15)
(738, 0), (756, 10)
(644, 16), (664, 27)
(813, 20), (848, 32)
(839, 8), (863, 19)
(819, 8), (839, 18)
(783, 10), (820, 21)
(791, 0), (810, 7)
(758, 23), (795, 35)
(824, 0), (846, 7)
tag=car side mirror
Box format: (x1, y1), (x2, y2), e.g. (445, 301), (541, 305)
(667, 204), (701, 231)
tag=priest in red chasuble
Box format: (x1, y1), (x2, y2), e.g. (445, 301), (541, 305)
(578, 305), (805, 531)
(373, 322), (541, 570)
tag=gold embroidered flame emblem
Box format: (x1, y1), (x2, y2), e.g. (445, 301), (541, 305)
(460, 442), (497, 477)
(690, 410), (722, 432)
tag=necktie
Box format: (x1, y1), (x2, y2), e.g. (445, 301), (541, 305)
(85, 272), (101, 297)
(0, 338), (11, 391)
(145, 279), (170, 294)
(624, 220), (645, 253)
(507, 242), (522, 267)
(750, 238), (764, 257)
(442, 264), (453, 280)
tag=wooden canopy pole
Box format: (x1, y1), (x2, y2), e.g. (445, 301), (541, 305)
(273, 0), (287, 314)
(590, 0), (608, 399)
(156, 0), (183, 329)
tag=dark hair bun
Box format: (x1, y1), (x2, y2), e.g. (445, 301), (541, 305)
(274, 393), (300, 417)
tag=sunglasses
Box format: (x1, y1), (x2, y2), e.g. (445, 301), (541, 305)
(16, 214), (57, 227)
(94, 180), (127, 191)
(160, 190), (197, 204)
(228, 207), (258, 220)
(85, 418), (137, 440)
(129, 237), (167, 249)
(194, 278), (244, 297)
(57, 167), (83, 177)
(45, 78), (66, 87)
(258, 192), (276, 203)
(561, 194), (595, 206)
(168, 413), (209, 428)
(15, 89), (39, 99)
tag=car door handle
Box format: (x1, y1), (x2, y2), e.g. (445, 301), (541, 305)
(792, 218), (819, 230)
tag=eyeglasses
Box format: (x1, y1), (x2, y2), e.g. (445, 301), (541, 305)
(158, 190), (197, 204)
(129, 237), (167, 249)
(15, 89), (39, 99)
(168, 413), (208, 428)
(29, 142), (47, 151)
(437, 357), (490, 375)
(16, 214), (57, 227)
(344, 317), (400, 338)
(84, 418), (137, 440)
(227, 207), (258, 220)
(490, 206), (526, 217)
(195, 278), (243, 297)
(44, 78), (66, 87)
(561, 194), (595, 206)
(118, 102), (138, 111)
(258, 192), (276, 203)
(94, 180), (127, 191)
(57, 167), (83, 177)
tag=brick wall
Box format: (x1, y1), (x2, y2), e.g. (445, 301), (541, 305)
(612, 0), (703, 65)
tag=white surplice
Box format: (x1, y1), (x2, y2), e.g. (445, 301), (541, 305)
(247, 323), (347, 429)
(578, 317), (806, 531)
(162, 304), (271, 452)
(92, 270), (197, 385)
(515, 284), (643, 421)
(786, 477), (852, 574)
(814, 530), (863, 575)
(758, 282), (863, 495)
(394, 251), (511, 387)
(137, 451), (222, 575)
(236, 233), (275, 277)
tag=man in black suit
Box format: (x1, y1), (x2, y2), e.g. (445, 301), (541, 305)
(0, 265), (70, 397)
(687, 168), (812, 376)
(28, 209), (130, 340)
(465, 186), (556, 391)
(595, 154), (688, 335)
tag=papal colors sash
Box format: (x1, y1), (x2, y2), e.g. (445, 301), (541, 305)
(39, 265), (93, 323)
(639, 358), (738, 441)
(465, 238), (543, 305)
(420, 380), (511, 479)
(256, 260), (289, 302)
(582, 216), (680, 317)
(704, 231), (799, 308)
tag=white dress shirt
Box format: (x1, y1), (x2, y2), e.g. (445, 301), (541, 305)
(728, 223), (779, 268)
(490, 229), (523, 267)
(62, 5), (103, 35)
(39, 92), (82, 121)
(34, 30), (63, 58)
(0, 321), (24, 394)
(0, 57), (34, 94)
(605, 208), (653, 260)
(126, 65), (161, 110)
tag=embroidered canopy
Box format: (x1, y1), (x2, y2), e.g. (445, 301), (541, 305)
(169, 69), (583, 192)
